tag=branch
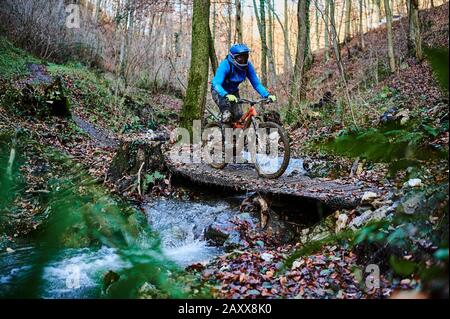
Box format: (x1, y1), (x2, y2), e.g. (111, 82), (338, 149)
(137, 162), (145, 196)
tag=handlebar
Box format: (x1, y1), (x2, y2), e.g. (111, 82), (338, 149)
(237, 98), (272, 105)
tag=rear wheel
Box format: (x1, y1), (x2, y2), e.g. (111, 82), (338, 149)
(202, 122), (229, 169)
(251, 121), (290, 179)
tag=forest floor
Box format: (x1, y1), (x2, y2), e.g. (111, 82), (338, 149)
(0, 4), (448, 299)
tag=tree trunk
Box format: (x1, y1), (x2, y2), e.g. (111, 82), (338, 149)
(329, 0), (357, 126)
(227, 0), (232, 48)
(126, 0), (135, 53)
(359, 0), (365, 48)
(114, 0), (122, 99)
(289, 0), (311, 107)
(235, 0), (243, 43)
(408, 0), (423, 60)
(94, 0), (103, 60)
(118, 0), (135, 87)
(267, 0), (277, 85)
(118, 0), (129, 82)
(384, 0), (396, 72)
(260, 0), (268, 86)
(174, 0), (182, 56)
(330, 0), (344, 77)
(375, 0), (382, 23)
(212, 0), (216, 42)
(268, 0), (293, 76)
(250, 13), (254, 48)
(284, 0), (292, 74)
(344, 0), (352, 43)
(210, 0), (218, 72)
(324, 0), (330, 61)
(208, 25), (218, 73)
(253, 0), (268, 86)
(95, 0), (102, 22)
(315, 3), (320, 49)
(180, 0), (211, 132)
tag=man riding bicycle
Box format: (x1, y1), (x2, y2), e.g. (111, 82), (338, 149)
(211, 43), (277, 124)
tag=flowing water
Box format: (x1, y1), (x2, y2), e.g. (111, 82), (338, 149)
(0, 195), (251, 298)
(0, 244), (128, 298)
(143, 198), (245, 267)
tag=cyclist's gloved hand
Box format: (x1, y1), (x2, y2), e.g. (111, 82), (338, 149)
(268, 95), (277, 103)
(226, 94), (238, 103)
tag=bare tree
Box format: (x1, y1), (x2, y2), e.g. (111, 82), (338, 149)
(328, 0), (358, 126)
(344, 0), (352, 43)
(212, 0), (217, 42)
(227, 0), (233, 47)
(359, 0), (365, 48)
(266, 0), (277, 85)
(253, 0), (268, 86)
(384, 0), (396, 72)
(208, 24), (218, 73)
(315, 2), (320, 49)
(267, 0), (293, 76)
(324, 0), (331, 61)
(374, 0), (381, 24)
(289, 0), (311, 107)
(284, 0), (292, 74)
(119, 0), (136, 85)
(235, 0), (243, 43)
(408, 0), (423, 60)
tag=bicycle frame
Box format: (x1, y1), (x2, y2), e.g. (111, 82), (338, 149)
(233, 106), (257, 129)
(232, 98), (270, 129)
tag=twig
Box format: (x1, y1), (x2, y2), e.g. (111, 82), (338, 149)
(6, 131), (18, 180)
(205, 105), (221, 121)
(137, 162), (145, 196)
(27, 189), (51, 194)
(349, 157), (360, 178)
(167, 56), (187, 91)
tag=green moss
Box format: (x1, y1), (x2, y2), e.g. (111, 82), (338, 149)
(424, 47), (449, 93)
(0, 37), (40, 77)
(48, 62), (128, 132)
(284, 230), (357, 269)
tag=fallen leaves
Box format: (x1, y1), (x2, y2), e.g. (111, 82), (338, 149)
(193, 238), (386, 299)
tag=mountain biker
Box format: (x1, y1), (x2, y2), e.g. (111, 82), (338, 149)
(211, 43), (277, 124)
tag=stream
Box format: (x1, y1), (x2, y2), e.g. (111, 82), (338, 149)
(0, 194), (261, 298)
(143, 197), (244, 267)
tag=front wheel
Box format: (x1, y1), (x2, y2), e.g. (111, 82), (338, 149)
(251, 121), (290, 179)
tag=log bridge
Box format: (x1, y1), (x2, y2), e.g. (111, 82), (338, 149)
(164, 148), (388, 212)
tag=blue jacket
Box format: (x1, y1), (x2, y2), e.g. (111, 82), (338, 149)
(211, 55), (270, 98)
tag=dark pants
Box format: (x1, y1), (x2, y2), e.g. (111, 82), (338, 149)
(211, 89), (243, 123)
